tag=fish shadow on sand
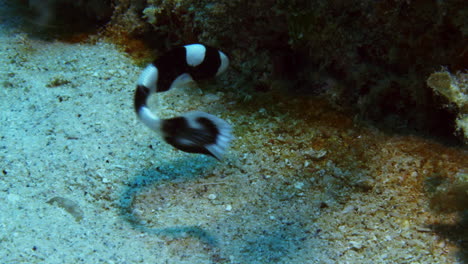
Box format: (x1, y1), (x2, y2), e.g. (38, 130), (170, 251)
(119, 156), (218, 245)
(117, 155), (313, 263)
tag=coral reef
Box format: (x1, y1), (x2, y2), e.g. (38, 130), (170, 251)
(284, 0), (467, 141)
(17, 0), (468, 142)
(119, 0), (467, 142)
(427, 70), (468, 142)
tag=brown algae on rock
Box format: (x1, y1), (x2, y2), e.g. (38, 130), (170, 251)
(47, 196), (84, 222)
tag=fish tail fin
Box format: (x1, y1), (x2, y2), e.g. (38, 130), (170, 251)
(161, 111), (232, 160)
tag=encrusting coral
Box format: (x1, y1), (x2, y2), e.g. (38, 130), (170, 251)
(427, 70), (468, 142)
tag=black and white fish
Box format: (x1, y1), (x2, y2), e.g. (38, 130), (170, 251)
(134, 44), (232, 160)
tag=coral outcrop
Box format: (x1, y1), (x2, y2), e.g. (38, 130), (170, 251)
(427, 71), (468, 142)
(109, 0), (468, 143)
(18, 0), (468, 143)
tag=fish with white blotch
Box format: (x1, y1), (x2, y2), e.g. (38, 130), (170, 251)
(134, 44), (232, 160)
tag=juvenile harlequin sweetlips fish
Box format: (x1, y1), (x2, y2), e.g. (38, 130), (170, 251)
(134, 44), (232, 160)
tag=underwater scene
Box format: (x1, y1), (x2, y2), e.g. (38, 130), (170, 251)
(1, 0), (467, 263)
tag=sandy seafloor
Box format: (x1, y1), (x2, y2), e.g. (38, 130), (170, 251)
(1, 1), (468, 264)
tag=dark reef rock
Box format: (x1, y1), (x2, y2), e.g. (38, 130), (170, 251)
(20, 0), (468, 143)
(20, 0), (113, 32)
